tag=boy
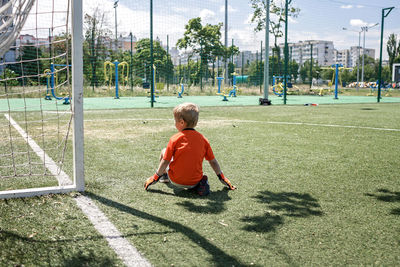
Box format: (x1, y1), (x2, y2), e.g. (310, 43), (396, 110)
(144, 103), (236, 196)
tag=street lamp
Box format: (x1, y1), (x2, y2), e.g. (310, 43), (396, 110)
(342, 27), (361, 90)
(360, 22), (379, 84)
(114, 0), (119, 50)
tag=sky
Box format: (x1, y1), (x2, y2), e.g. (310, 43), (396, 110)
(22, 0), (400, 60)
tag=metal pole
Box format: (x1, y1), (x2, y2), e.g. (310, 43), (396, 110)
(378, 7), (394, 103)
(150, 0), (154, 107)
(200, 45), (203, 91)
(225, 0), (228, 85)
(114, 1), (119, 51)
(130, 32), (133, 91)
(260, 41), (262, 93)
(263, 0), (270, 100)
(361, 27), (365, 84)
(309, 43), (313, 88)
(167, 35), (169, 91)
(241, 52), (244, 76)
(334, 64), (339, 99)
(356, 31), (360, 91)
(283, 0), (290, 105)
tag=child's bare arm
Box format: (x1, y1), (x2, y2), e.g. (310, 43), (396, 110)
(156, 159), (170, 176)
(208, 158), (236, 190)
(208, 158), (222, 175)
(144, 159), (170, 190)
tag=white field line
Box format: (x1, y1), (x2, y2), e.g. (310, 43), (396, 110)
(4, 114), (71, 186)
(84, 117), (400, 132)
(4, 114), (152, 267)
(74, 195), (152, 267)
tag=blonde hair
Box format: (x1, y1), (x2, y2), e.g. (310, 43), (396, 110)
(173, 102), (199, 128)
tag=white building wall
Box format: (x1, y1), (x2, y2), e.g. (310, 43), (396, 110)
(279, 40), (335, 67)
(349, 46), (375, 67)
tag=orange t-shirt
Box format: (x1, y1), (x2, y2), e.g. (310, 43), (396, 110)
(163, 129), (215, 186)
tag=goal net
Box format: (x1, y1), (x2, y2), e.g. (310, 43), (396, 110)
(0, 0), (83, 199)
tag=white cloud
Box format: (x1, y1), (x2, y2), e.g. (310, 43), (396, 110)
(200, 9), (216, 23)
(341, 5), (353, 9)
(172, 7), (190, 14)
(219, 5), (238, 13)
(350, 19), (368, 27)
(244, 13), (254, 25)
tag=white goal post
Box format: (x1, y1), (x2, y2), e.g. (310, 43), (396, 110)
(0, 0), (84, 199)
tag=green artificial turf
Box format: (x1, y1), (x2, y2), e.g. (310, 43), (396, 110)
(1, 103), (400, 266)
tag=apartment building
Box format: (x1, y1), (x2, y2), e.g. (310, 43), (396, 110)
(349, 46), (375, 68)
(279, 40), (335, 67)
(334, 49), (350, 67)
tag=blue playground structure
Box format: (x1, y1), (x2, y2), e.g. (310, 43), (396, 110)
(272, 75), (291, 97)
(216, 73), (239, 101)
(177, 78), (185, 98)
(44, 64), (71, 104)
(104, 60), (129, 99)
(368, 80), (391, 98)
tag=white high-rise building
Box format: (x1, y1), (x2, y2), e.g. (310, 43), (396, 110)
(349, 46), (375, 68)
(279, 40), (335, 67)
(334, 49), (350, 67)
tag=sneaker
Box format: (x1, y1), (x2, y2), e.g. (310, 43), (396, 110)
(195, 175), (210, 196)
(158, 173), (170, 183)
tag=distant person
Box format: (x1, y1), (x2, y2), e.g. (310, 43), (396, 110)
(144, 102), (236, 196)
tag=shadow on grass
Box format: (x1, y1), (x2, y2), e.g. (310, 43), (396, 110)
(176, 189), (231, 214)
(241, 191), (323, 232)
(0, 230), (118, 266)
(148, 186), (233, 214)
(85, 192), (242, 266)
(365, 189), (400, 216)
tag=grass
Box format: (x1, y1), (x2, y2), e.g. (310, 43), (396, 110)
(1, 103), (400, 266)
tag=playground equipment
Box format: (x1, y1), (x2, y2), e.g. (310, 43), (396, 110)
(43, 69), (52, 100)
(216, 73), (240, 101)
(147, 64), (159, 102)
(316, 64), (350, 99)
(176, 77), (186, 98)
(43, 64), (71, 104)
(367, 81), (392, 97)
(104, 60), (129, 99)
(272, 75), (292, 97)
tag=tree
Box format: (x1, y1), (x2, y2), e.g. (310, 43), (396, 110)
(250, 0), (300, 75)
(177, 17), (236, 88)
(9, 42), (43, 85)
(83, 8), (112, 88)
(177, 18), (226, 66)
(299, 60), (321, 83)
(387, 33), (400, 70)
(248, 60), (263, 86)
(132, 39), (173, 84)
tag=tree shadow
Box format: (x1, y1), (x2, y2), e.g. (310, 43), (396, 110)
(85, 192), (242, 267)
(60, 250), (116, 267)
(241, 191), (323, 232)
(0, 230), (119, 266)
(365, 189), (400, 216)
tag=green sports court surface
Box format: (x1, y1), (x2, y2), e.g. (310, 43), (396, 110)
(1, 95), (400, 111)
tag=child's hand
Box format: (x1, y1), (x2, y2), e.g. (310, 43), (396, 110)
(144, 174), (159, 190)
(218, 173), (236, 190)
